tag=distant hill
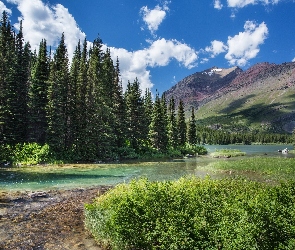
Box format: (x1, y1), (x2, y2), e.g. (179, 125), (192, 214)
(164, 62), (295, 133)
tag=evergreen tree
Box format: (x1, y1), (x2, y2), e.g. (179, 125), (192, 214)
(143, 88), (153, 140)
(85, 37), (114, 159)
(112, 57), (127, 149)
(68, 40), (82, 148)
(187, 107), (197, 145)
(168, 97), (178, 148)
(125, 78), (145, 151)
(177, 100), (187, 146)
(0, 11), (18, 144)
(28, 39), (49, 143)
(149, 93), (169, 152)
(46, 33), (70, 152)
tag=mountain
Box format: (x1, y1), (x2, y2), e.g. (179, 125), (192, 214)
(164, 62), (295, 133)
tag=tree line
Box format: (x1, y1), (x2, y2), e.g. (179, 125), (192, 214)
(0, 11), (201, 162)
(0, 12), (292, 163)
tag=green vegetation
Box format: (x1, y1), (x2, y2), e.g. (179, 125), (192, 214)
(210, 157), (295, 181)
(210, 149), (246, 158)
(85, 177), (295, 249)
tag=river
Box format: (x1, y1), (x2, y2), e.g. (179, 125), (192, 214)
(0, 144), (293, 191)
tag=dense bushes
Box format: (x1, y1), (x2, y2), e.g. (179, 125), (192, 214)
(85, 177), (295, 249)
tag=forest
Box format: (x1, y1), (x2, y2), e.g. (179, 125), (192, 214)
(0, 11), (292, 164)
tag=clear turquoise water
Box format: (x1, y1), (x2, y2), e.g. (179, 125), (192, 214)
(0, 145), (293, 191)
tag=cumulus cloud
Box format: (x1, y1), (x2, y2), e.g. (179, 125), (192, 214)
(107, 38), (198, 92)
(205, 40), (227, 58)
(292, 57), (295, 62)
(7, 0), (86, 59)
(214, 0), (224, 9)
(0, 1), (12, 15)
(225, 21), (268, 66)
(227, 0), (281, 8)
(140, 1), (170, 36)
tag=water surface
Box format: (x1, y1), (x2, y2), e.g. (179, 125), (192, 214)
(0, 145), (293, 191)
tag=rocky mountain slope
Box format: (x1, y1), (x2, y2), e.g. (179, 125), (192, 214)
(164, 62), (295, 133)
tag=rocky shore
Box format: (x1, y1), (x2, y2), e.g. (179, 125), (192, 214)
(0, 186), (112, 250)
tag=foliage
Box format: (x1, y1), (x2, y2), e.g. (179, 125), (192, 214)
(210, 149), (246, 158)
(85, 177), (295, 249)
(12, 143), (51, 165)
(179, 144), (208, 156)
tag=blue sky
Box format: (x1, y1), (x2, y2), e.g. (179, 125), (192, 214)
(1, 0), (295, 94)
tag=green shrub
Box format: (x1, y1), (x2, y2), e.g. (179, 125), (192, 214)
(85, 177), (295, 249)
(12, 143), (51, 165)
(180, 144), (208, 156)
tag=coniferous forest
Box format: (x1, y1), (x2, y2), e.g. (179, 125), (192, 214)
(0, 12), (292, 164)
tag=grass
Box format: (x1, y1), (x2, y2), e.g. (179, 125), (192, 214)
(210, 148), (246, 158)
(209, 156), (295, 182)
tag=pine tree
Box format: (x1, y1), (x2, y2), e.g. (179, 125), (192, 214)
(112, 57), (127, 149)
(125, 78), (145, 151)
(149, 93), (169, 152)
(28, 39), (49, 144)
(168, 97), (178, 148)
(177, 100), (187, 147)
(143, 88), (153, 140)
(0, 11), (18, 144)
(187, 107), (197, 145)
(46, 33), (70, 152)
(68, 40), (82, 148)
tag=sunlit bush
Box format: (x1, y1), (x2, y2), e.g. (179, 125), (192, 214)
(85, 177), (295, 249)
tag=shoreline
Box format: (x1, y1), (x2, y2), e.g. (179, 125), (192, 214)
(0, 186), (112, 250)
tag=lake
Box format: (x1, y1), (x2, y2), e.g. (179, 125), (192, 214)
(0, 144), (293, 191)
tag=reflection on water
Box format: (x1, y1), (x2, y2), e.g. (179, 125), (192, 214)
(0, 145), (294, 191)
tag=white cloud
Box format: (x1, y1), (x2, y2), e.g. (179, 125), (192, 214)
(205, 40), (227, 58)
(7, 0), (86, 60)
(0, 1), (12, 15)
(108, 38), (198, 92)
(227, 0), (281, 8)
(214, 0), (224, 9)
(225, 21), (268, 66)
(140, 1), (170, 36)
(292, 57), (295, 62)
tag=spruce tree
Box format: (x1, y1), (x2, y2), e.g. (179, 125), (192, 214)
(177, 100), (187, 147)
(0, 11), (18, 144)
(143, 88), (153, 140)
(125, 78), (145, 151)
(148, 93), (169, 152)
(28, 39), (49, 144)
(46, 33), (70, 152)
(187, 107), (197, 145)
(168, 97), (178, 148)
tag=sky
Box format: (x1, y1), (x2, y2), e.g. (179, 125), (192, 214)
(1, 0), (295, 95)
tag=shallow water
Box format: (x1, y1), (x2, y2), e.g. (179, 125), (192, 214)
(0, 145), (293, 191)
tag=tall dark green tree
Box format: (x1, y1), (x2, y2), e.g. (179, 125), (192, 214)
(168, 97), (178, 148)
(143, 88), (153, 140)
(14, 21), (31, 143)
(149, 93), (169, 152)
(177, 100), (187, 147)
(28, 39), (49, 144)
(112, 57), (127, 149)
(46, 33), (70, 152)
(125, 78), (145, 151)
(187, 107), (197, 145)
(0, 11), (18, 144)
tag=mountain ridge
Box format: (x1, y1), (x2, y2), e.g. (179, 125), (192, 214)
(164, 61), (295, 133)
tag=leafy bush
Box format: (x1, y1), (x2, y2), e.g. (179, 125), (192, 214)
(85, 177), (295, 249)
(180, 144), (208, 156)
(12, 143), (51, 165)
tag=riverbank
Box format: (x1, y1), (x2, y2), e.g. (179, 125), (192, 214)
(0, 186), (112, 249)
